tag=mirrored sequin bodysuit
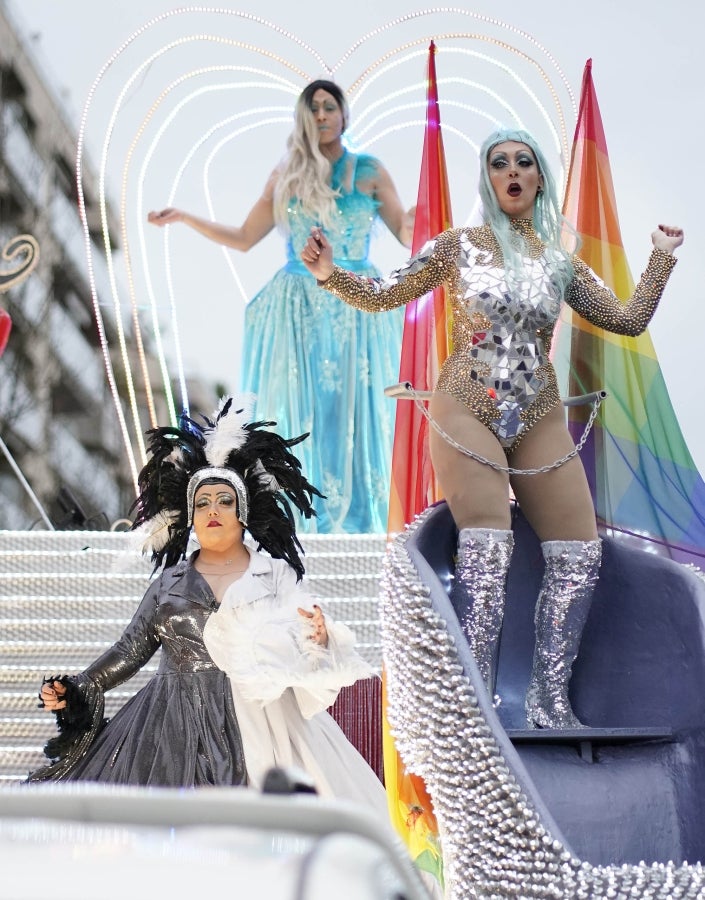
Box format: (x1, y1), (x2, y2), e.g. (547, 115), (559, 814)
(322, 220), (676, 449)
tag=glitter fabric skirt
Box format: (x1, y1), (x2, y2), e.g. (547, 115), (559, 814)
(65, 670), (247, 786)
(241, 263), (403, 533)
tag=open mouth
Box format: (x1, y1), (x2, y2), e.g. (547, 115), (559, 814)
(207, 521), (221, 528)
(507, 183), (522, 197)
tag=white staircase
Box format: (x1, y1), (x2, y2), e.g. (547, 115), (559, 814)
(0, 530), (386, 784)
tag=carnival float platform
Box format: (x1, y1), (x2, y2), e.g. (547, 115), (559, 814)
(379, 500), (705, 897)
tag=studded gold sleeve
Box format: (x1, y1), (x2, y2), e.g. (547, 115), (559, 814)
(565, 249), (677, 336)
(319, 228), (459, 313)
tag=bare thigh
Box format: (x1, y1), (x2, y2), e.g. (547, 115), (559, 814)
(428, 392), (512, 530)
(509, 405), (598, 542)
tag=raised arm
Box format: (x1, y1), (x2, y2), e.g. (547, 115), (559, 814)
(565, 225), (684, 336)
(372, 160), (416, 248)
(147, 169), (279, 252)
(301, 226), (457, 313)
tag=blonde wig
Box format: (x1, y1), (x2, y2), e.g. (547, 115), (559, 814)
(273, 80), (350, 231)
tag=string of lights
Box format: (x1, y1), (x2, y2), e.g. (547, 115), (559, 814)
(75, 7), (575, 494)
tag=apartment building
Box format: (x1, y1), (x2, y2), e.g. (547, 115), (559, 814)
(0, 3), (204, 529)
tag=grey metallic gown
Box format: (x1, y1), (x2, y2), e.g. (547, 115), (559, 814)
(28, 551), (382, 805)
(29, 560), (247, 786)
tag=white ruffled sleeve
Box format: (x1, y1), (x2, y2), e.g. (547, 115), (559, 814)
(202, 557), (374, 719)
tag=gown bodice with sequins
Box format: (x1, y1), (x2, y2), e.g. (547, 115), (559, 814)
(322, 221), (676, 448)
(284, 152), (380, 269)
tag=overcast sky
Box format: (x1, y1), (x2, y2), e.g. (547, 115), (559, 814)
(7, 0), (703, 473)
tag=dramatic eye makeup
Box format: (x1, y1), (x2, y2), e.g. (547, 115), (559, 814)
(195, 492), (236, 509)
(489, 152), (535, 169)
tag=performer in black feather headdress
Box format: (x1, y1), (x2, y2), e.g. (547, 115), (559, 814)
(131, 396), (321, 575)
(28, 398), (384, 807)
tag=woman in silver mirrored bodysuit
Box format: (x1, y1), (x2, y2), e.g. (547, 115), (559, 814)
(301, 127), (684, 729)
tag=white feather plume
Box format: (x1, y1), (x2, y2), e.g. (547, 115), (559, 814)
(205, 394), (256, 466)
(109, 509), (181, 572)
(134, 509), (181, 554)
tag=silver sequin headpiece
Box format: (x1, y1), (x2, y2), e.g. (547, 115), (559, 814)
(186, 466), (249, 526)
(132, 395), (320, 577)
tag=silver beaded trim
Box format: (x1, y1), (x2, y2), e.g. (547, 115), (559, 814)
(382, 508), (705, 898)
(186, 466), (249, 526)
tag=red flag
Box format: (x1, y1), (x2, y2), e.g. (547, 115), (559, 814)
(387, 40), (453, 533)
(383, 41), (452, 886)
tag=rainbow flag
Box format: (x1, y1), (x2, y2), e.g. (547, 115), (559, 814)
(383, 41), (452, 887)
(387, 40), (453, 533)
(553, 59), (705, 565)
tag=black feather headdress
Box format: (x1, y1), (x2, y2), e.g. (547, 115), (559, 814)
(130, 396), (322, 579)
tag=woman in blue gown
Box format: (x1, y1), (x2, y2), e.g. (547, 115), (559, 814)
(148, 80), (414, 533)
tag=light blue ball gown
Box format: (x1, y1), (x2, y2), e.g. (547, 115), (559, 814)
(241, 151), (404, 533)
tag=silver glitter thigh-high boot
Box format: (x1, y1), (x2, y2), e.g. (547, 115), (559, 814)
(525, 539), (602, 728)
(452, 528), (514, 692)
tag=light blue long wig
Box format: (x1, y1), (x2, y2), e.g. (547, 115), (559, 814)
(478, 128), (576, 298)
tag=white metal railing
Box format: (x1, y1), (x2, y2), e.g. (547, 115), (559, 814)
(50, 421), (120, 515)
(0, 479), (31, 529)
(0, 363), (43, 448)
(49, 191), (88, 282)
(48, 190), (117, 330)
(48, 302), (103, 398)
(1, 107), (43, 205)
